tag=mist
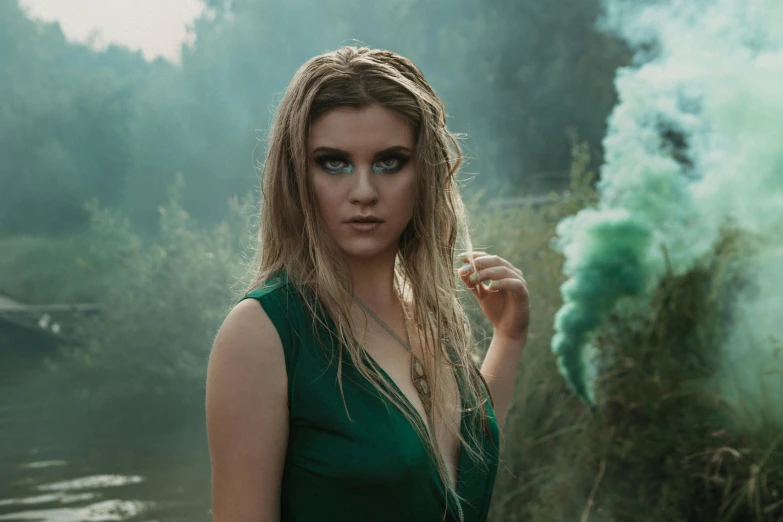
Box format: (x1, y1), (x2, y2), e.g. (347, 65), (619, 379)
(551, 0), (783, 419)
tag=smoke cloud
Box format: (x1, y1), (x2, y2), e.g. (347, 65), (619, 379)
(550, 0), (783, 413)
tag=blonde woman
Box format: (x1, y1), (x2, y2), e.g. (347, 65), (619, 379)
(206, 46), (530, 522)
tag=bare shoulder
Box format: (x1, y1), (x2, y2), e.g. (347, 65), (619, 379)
(215, 297), (279, 348)
(208, 298), (287, 394)
(206, 298), (288, 521)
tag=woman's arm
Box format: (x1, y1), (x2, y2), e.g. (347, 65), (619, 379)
(206, 299), (289, 522)
(480, 331), (527, 433)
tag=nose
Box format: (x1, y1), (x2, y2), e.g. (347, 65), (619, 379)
(348, 166), (379, 205)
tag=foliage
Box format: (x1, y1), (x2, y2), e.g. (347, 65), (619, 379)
(0, 1), (145, 236)
(468, 144), (783, 521)
(2, 0), (628, 237)
(443, 0), (631, 193)
(0, 234), (100, 304)
(54, 173), (253, 404)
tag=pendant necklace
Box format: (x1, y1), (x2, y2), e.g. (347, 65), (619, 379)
(352, 293), (433, 425)
(352, 293), (465, 522)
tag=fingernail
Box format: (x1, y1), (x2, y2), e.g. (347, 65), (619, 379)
(469, 273), (478, 282)
(489, 280), (499, 287)
(459, 262), (472, 274)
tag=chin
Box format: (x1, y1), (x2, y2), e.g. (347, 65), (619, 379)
(341, 246), (387, 259)
(338, 239), (398, 259)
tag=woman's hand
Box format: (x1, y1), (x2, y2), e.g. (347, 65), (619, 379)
(457, 251), (530, 341)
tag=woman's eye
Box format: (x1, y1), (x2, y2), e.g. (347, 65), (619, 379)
(324, 158), (347, 170)
(377, 158), (400, 169)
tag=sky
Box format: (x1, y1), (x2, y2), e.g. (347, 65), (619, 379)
(20, 0), (205, 63)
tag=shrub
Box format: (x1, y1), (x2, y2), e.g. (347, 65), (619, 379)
(58, 173), (253, 404)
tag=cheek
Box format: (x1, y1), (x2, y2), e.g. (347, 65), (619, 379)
(399, 174), (417, 212)
(312, 178), (342, 221)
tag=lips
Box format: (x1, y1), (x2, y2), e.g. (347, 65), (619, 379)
(346, 215), (383, 223)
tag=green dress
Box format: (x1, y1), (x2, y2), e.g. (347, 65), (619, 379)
(240, 271), (500, 522)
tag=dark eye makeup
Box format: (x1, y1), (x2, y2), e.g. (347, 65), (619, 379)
(313, 153), (410, 174)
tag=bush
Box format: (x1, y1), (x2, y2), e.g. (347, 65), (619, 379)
(57, 173), (253, 404)
(0, 234), (101, 304)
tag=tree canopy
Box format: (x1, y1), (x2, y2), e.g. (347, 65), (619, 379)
(1, 0), (629, 236)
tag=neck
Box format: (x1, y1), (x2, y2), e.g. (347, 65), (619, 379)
(346, 252), (400, 316)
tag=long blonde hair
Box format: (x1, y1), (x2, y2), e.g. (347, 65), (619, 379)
(242, 45), (495, 514)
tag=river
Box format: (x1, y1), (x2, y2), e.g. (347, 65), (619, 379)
(0, 352), (213, 522)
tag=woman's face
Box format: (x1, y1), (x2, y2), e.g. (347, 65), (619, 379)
(308, 105), (416, 263)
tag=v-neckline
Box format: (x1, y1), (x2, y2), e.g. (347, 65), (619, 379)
(360, 346), (466, 495)
(307, 285), (466, 501)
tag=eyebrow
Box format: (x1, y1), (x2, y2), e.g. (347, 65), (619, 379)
(310, 145), (413, 159)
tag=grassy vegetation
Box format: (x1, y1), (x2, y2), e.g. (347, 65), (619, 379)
(0, 234), (101, 304)
(3, 140), (782, 520)
(466, 143), (783, 521)
(1, 173), (253, 406)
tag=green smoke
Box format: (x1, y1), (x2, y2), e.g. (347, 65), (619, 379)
(551, 0), (783, 409)
(551, 209), (657, 403)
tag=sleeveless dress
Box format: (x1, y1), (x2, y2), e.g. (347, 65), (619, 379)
(240, 271), (500, 522)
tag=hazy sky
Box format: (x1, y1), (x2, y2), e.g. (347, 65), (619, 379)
(20, 0), (205, 63)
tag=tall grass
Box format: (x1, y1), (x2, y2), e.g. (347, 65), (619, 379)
(471, 143), (783, 521)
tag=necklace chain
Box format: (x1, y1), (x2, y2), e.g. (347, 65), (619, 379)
(351, 291), (432, 423)
(352, 294), (411, 352)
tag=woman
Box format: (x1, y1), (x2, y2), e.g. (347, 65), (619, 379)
(206, 45), (530, 522)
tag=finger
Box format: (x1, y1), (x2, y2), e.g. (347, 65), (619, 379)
(465, 266), (518, 287)
(456, 263), (487, 299)
(459, 261), (502, 297)
(465, 270), (502, 301)
(456, 252), (484, 282)
(480, 277), (529, 295)
(474, 255), (522, 277)
(457, 252), (492, 281)
(457, 251), (488, 267)
(460, 265), (524, 294)
(459, 252), (521, 276)
(458, 251), (487, 260)
(458, 265), (494, 296)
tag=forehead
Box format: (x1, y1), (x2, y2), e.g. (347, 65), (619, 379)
(308, 105), (414, 151)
